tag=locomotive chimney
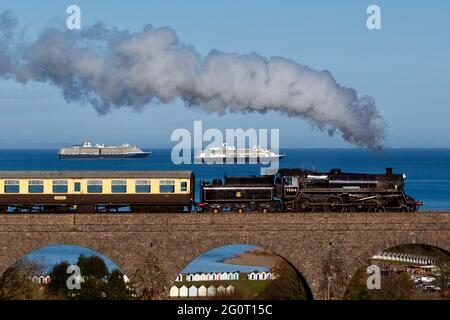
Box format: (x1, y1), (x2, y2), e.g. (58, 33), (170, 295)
(385, 167), (393, 175)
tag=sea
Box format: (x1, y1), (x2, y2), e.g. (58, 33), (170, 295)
(1, 148), (449, 274)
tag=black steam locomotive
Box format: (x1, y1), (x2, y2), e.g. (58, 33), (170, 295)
(200, 167), (420, 213)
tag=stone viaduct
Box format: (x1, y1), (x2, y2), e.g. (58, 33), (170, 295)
(0, 212), (449, 299)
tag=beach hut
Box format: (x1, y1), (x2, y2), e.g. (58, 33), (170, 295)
(188, 285), (198, 297)
(215, 272), (222, 280)
(217, 285), (226, 296)
(248, 271), (260, 280)
(206, 273), (214, 281)
(226, 285), (235, 296)
(194, 273), (201, 281)
(169, 286), (179, 298)
(187, 274), (194, 282)
(179, 285), (188, 297)
(207, 285), (217, 297)
(44, 275), (51, 284)
(221, 272), (228, 280)
(200, 273), (207, 281)
(232, 272), (239, 280)
(198, 285), (207, 297)
(175, 274), (183, 282)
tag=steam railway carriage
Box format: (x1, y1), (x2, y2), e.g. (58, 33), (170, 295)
(200, 168), (419, 213)
(0, 171), (195, 213)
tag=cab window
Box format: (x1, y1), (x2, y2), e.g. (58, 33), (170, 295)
(87, 180), (103, 193)
(28, 180), (44, 193)
(4, 180), (20, 193)
(159, 180), (175, 193)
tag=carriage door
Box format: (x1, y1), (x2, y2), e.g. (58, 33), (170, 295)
(73, 181), (82, 193)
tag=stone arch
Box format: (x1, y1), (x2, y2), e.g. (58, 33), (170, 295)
(167, 239), (315, 300)
(341, 234), (450, 299)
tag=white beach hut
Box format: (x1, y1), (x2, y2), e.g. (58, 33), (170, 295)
(179, 285), (188, 297)
(217, 285), (226, 296)
(207, 285), (217, 297)
(169, 286), (179, 298)
(198, 285), (207, 297)
(188, 285), (198, 297)
(226, 285), (235, 296)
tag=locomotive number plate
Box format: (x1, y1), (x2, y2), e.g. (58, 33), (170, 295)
(285, 187), (298, 195)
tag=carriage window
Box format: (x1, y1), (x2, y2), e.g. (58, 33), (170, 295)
(87, 180), (103, 193)
(111, 180), (127, 193)
(74, 182), (81, 192)
(4, 180), (20, 193)
(159, 180), (175, 193)
(135, 180), (151, 193)
(28, 180), (44, 193)
(52, 180), (68, 193)
(181, 181), (188, 192)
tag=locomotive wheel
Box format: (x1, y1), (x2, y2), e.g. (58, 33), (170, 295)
(260, 208), (268, 214)
(213, 208), (219, 214)
(350, 204), (368, 212)
(295, 197), (314, 212)
(0, 205), (7, 213)
(237, 208), (244, 214)
(373, 205), (386, 213)
(323, 196), (343, 213)
(399, 205), (409, 212)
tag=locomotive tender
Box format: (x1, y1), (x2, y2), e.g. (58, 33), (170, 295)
(0, 167), (419, 213)
(200, 167), (420, 213)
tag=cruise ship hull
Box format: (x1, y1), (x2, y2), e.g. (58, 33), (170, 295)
(59, 152), (150, 159)
(195, 155), (284, 163)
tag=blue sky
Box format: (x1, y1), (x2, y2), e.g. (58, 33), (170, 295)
(0, 0), (449, 148)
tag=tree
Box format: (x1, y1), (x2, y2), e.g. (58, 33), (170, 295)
(374, 272), (412, 300)
(1, 254), (134, 300)
(105, 269), (135, 300)
(344, 268), (413, 300)
(0, 259), (45, 300)
(259, 260), (309, 300)
(77, 255), (109, 279)
(46, 255), (134, 300)
(47, 261), (71, 298)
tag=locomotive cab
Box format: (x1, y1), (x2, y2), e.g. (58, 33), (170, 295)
(274, 169), (302, 199)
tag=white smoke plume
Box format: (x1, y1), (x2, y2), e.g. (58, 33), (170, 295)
(0, 11), (385, 148)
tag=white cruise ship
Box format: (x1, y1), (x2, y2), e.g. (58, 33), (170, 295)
(195, 143), (284, 163)
(58, 141), (150, 159)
